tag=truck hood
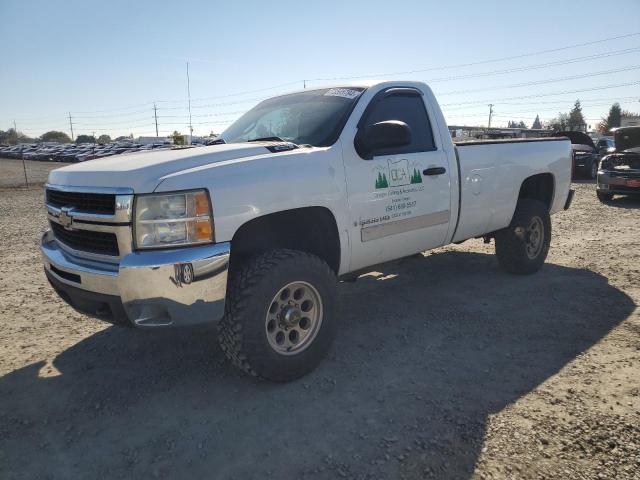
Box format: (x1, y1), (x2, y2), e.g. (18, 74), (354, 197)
(555, 131), (596, 151)
(48, 143), (278, 192)
(613, 127), (640, 152)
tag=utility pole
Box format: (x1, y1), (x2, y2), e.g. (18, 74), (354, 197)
(153, 103), (159, 137)
(68, 112), (74, 141)
(186, 62), (193, 145)
(488, 104), (494, 128)
(303, 79), (306, 89)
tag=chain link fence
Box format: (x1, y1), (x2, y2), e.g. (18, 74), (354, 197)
(0, 158), (68, 188)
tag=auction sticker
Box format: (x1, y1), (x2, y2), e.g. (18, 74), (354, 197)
(324, 88), (361, 99)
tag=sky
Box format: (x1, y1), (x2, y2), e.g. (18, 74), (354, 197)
(1, 0), (639, 139)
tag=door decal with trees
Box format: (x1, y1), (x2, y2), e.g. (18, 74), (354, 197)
(374, 159), (422, 188)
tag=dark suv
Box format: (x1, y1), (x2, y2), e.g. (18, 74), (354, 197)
(596, 127), (640, 202)
(595, 138), (616, 155)
(557, 131), (600, 179)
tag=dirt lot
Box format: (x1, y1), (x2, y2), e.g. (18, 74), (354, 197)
(0, 171), (638, 479)
(0, 158), (70, 188)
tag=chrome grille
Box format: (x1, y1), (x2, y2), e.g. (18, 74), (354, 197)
(46, 189), (116, 214)
(50, 222), (120, 256)
(45, 184), (134, 260)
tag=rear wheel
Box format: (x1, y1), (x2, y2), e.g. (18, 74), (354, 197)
(218, 249), (338, 382)
(495, 199), (551, 275)
(597, 191), (613, 202)
(589, 161), (598, 180)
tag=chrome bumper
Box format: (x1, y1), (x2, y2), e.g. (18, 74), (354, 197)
(41, 230), (230, 327)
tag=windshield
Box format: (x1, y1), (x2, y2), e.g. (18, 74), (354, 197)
(220, 87), (365, 147)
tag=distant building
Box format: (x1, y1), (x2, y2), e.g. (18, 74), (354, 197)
(620, 116), (640, 128)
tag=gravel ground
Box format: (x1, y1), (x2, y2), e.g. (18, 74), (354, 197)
(0, 158), (71, 188)
(0, 181), (638, 480)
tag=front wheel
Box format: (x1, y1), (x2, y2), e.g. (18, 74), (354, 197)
(597, 191), (613, 202)
(218, 249), (338, 382)
(495, 199), (551, 275)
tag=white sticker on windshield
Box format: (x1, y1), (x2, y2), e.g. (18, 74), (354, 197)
(324, 88), (361, 99)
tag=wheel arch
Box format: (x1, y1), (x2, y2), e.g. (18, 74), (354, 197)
(517, 172), (555, 211)
(230, 206), (342, 274)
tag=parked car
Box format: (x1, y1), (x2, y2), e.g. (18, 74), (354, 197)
(1, 140), (192, 163)
(595, 137), (616, 155)
(41, 81), (573, 381)
(557, 131), (600, 179)
(596, 126), (640, 202)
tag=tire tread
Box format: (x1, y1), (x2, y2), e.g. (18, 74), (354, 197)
(495, 199), (551, 275)
(218, 249), (335, 379)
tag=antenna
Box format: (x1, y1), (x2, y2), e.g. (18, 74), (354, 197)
(153, 103), (159, 137)
(68, 112), (74, 141)
(187, 62), (193, 145)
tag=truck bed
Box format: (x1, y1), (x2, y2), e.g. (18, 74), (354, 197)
(451, 137), (571, 243)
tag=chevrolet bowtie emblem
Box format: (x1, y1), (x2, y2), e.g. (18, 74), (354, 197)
(59, 209), (73, 229)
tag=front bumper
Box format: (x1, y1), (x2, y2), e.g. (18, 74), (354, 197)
(41, 231), (230, 327)
(596, 170), (640, 195)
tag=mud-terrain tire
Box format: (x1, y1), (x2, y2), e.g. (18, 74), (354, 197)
(495, 199), (551, 275)
(218, 249), (338, 382)
(597, 191), (613, 202)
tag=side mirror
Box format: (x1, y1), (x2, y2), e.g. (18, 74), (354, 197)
(355, 120), (412, 159)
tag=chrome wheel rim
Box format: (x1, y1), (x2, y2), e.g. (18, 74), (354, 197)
(265, 281), (323, 355)
(525, 216), (544, 259)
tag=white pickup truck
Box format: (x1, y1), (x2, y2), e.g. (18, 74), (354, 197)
(42, 81), (574, 381)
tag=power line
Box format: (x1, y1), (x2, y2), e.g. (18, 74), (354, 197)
(424, 47), (640, 84)
(443, 95), (640, 110)
(438, 65), (640, 96)
(72, 108), (155, 119)
(156, 45), (639, 108)
(157, 80), (303, 104)
(439, 81), (640, 106)
(159, 96), (269, 110)
(11, 32), (638, 122)
(71, 122), (155, 132)
(305, 32), (640, 82)
(73, 116), (154, 126)
(63, 47), (639, 123)
(484, 102), (626, 116)
(157, 109), (247, 119)
(71, 101), (155, 115)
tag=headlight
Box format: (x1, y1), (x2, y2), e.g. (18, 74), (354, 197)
(134, 190), (213, 249)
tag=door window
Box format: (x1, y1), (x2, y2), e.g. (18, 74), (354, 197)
(361, 94), (436, 157)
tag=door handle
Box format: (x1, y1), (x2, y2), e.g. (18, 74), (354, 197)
(423, 167), (446, 176)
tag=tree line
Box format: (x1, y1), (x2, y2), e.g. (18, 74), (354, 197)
(598, 103), (637, 133)
(495, 100), (637, 133)
(0, 128), (116, 146)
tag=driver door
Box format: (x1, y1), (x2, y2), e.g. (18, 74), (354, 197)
(343, 88), (453, 271)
